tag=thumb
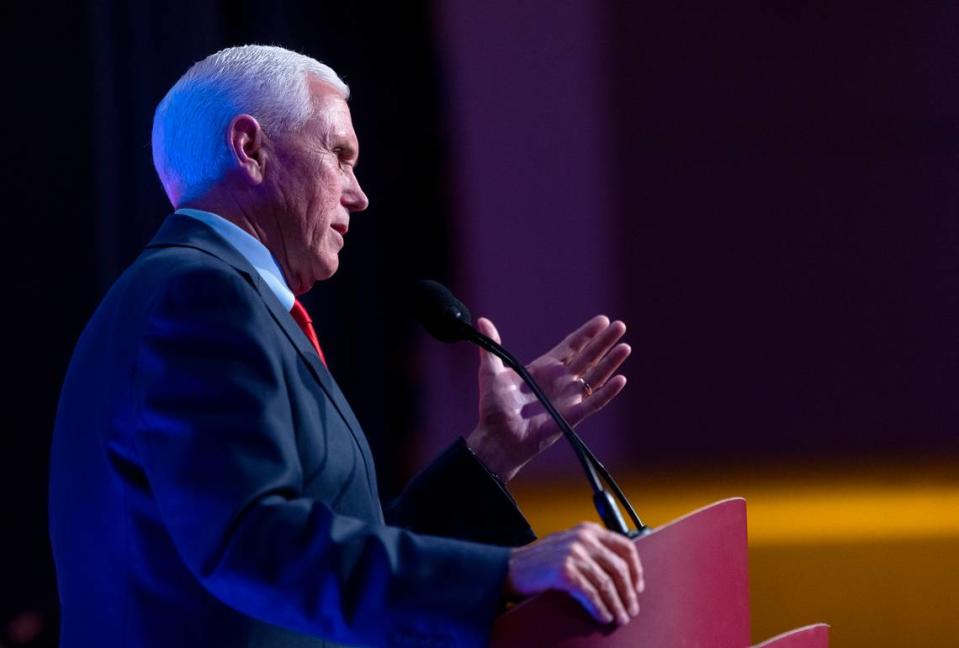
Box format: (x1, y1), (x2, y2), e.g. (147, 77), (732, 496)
(476, 317), (505, 375)
(476, 316), (502, 344)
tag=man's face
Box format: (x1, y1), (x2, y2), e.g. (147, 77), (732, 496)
(266, 78), (369, 294)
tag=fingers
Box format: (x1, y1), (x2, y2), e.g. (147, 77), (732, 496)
(581, 546), (635, 624)
(476, 317), (502, 345)
(563, 568), (615, 625)
(561, 524), (641, 626)
(549, 315), (610, 359)
(583, 343), (631, 391)
(602, 528), (645, 594)
(590, 540), (641, 617)
(475, 317), (505, 376)
(566, 319), (627, 376)
(567, 375), (627, 424)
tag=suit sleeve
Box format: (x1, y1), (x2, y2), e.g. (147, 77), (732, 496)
(386, 440), (536, 547)
(132, 265), (509, 647)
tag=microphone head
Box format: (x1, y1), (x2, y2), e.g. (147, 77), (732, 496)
(412, 280), (474, 343)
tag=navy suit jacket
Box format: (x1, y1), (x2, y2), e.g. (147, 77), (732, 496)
(50, 214), (535, 647)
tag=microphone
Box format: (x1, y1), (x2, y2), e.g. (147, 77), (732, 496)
(412, 280), (648, 537)
(410, 279), (475, 343)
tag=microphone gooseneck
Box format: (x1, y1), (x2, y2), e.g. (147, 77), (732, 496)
(412, 280), (647, 537)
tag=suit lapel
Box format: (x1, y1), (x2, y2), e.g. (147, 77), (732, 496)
(146, 214), (369, 452)
(258, 294), (379, 502)
(258, 290), (367, 438)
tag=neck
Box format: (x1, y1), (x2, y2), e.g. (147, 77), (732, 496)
(180, 191), (267, 244)
(176, 187), (312, 295)
(178, 189), (302, 294)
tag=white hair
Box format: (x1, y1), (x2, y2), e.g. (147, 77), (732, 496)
(151, 44), (349, 205)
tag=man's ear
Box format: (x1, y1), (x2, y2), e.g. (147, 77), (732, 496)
(227, 114), (267, 185)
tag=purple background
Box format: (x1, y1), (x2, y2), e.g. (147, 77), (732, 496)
(419, 0), (959, 476)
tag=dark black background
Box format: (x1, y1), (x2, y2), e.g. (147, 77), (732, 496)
(3, 2), (448, 644)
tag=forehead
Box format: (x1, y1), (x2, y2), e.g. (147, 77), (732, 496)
(305, 76), (357, 147)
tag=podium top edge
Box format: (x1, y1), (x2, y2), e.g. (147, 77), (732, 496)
(751, 623), (831, 647)
(643, 497), (746, 537)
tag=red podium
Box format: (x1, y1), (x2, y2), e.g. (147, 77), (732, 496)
(490, 499), (829, 647)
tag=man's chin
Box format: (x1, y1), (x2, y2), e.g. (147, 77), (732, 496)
(298, 260), (338, 292)
(320, 257), (339, 280)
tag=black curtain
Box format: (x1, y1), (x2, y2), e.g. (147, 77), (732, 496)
(3, 2), (450, 644)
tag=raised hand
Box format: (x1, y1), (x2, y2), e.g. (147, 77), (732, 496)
(465, 315), (631, 482)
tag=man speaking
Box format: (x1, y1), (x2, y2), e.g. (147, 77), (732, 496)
(50, 45), (642, 647)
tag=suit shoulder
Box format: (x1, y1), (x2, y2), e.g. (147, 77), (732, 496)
(115, 246), (255, 304)
(135, 244), (251, 284)
(82, 246), (265, 339)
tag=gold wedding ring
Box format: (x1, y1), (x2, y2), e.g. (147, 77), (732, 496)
(578, 376), (593, 398)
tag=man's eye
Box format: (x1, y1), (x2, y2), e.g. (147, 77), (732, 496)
(331, 148), (353, 169)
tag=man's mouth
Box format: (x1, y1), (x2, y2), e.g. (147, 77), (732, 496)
(331, 223), (348, 236)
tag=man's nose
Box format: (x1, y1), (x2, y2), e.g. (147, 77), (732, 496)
(344, 174), (369, 212)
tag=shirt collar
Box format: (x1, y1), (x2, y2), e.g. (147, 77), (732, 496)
(174, 208), (296, 311)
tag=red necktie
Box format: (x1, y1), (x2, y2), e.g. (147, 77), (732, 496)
(290, 299), (328, 367)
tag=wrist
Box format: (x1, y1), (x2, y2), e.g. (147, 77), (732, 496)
(465, 428), (518, 485)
